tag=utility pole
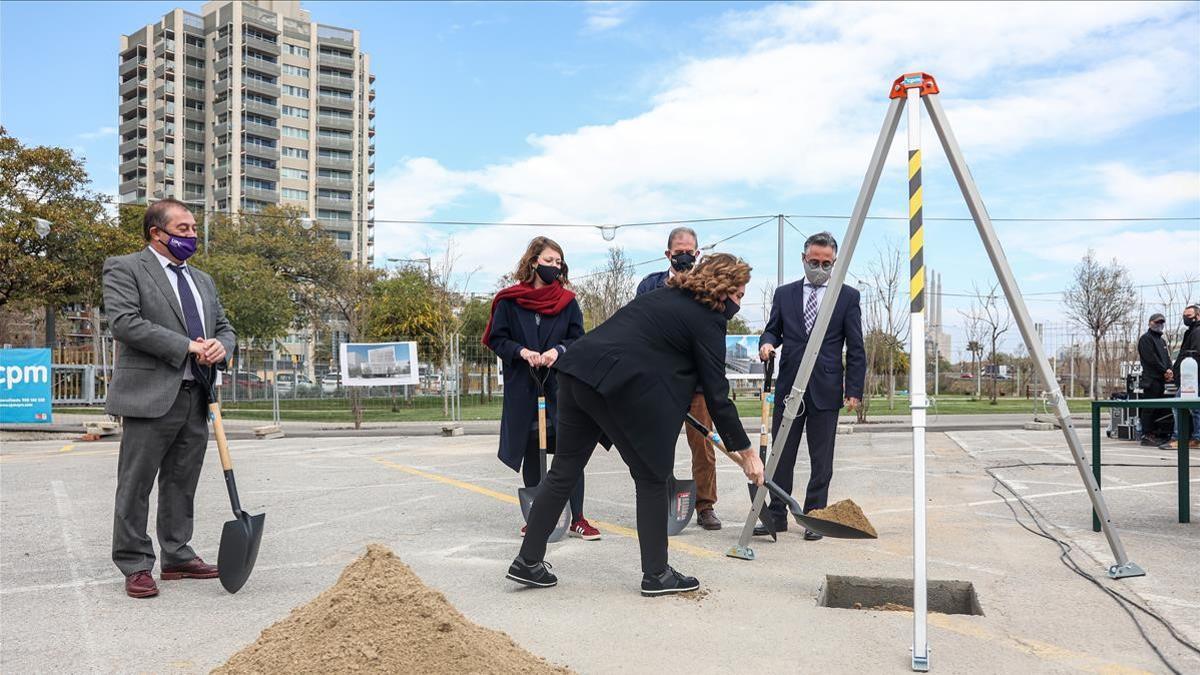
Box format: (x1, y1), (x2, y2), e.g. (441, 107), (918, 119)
(777, 214), (785, 286)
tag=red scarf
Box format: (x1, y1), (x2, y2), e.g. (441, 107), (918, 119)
(482, 281), (576, 347)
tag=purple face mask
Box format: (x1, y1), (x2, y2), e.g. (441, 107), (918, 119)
(160, 232), (198, 261)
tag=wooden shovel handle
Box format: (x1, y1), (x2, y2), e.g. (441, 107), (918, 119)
(209, 402), (233, 472)
(537, 395), (547, 449)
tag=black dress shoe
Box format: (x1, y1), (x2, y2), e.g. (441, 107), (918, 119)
(803, 529), (824, 541)
(753, 518), (787, 536)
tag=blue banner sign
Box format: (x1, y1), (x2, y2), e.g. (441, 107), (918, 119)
(0, 348), (53, 424)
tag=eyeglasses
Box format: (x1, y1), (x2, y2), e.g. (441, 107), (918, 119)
(805, 259), (835, 271)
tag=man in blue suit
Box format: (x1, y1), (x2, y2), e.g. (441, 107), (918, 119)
(757, 231), (865, 540)
(634, 227), (726, 530)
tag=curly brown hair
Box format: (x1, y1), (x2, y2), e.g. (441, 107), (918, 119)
(667, 252), (751, 312)
(513, 236), (570, 285)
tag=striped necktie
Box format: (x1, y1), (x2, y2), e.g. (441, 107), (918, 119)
(804, 285), (820, 333)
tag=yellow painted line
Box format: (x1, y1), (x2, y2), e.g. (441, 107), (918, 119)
(928, 614), (1150, 674)
(59, 444), (75, 453)
(909, 149), (921, 177)
(0, 448), (119, 463)
(909, 186), (923, 217)
(372, 457), (719, 560)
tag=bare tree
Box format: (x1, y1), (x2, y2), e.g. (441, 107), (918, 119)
(860, 241), (910, 411)
(320, 262), (383, 428)
(574, 246), (635, 329)
(958, 304), (987, 399)
(1154, 272), (1199, 350)
(1063, 251), (1137, 399)
(965, 282), (1012, 404)
(428, 236), (481, 417)
(759, 281), (776, 327)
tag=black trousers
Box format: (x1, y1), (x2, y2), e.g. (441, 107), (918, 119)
(522, 433), (585, 520)
(1139, 379), (1169, 439)
(112, 382), (209, 576)
(767, 393), (839, 520)
(519, 373), (669, 575)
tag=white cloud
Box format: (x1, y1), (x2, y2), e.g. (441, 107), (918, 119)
(77, 126), (117, 140)
(584, 1), (635, 32)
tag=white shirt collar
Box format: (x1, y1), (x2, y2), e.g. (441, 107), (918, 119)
(148, 245), (186, 270)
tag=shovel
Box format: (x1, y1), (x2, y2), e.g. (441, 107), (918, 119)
(198, 365), (265, 593)
(683, 413), (777, 541)
(517, 367), (569, 543)
(666, 410), (699, 536)
(760, 480), (877, 540)
(749, 353), (776, 501)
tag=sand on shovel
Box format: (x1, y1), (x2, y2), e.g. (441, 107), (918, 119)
(215, 545), (570, 674)
(806, 499), (878, 538)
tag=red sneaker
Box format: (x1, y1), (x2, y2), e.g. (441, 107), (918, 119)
(570, 517), (601, 541)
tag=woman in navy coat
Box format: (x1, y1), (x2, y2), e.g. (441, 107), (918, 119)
(483, 236), (599, 540)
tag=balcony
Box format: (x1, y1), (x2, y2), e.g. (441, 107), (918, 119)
(119, 115), (145, 134)
(244, 57), (281, 78)
(119, 97), (146, 117)
(184, 84), (205, 99)
(244, 122), (280, 140)
(244, 98), (279, 117)
(213, 122), (230, 139)
(215, 34), (230, 52)
(119, 77), (144, 97)
(153, 103), (176, 121)
(214, 143), (230, 157)
(318, 93), (353, 110)
(317, 52), (354, 69)
(367, 122), (375, 137)
(153, 81), (176, 100)
(183, 169), (205, 184)
(119, 156), (146, 176)
(243, 185), (278, 201)
(183, 107), (205, 123)
(214, 186), (228, 201)
(119, 176), (147, 193)
(317, 114), (353, 131)
(119, 137), (143, 155)
(369, 88), (375, 101)
(184, 147), (204, 163)
(154, 40), (175, 58)
(316, 195), (352, 209)
(154, 61), (176, 80)
(183, 190), (205, 203)
(119, 57), (145, 77)
(184, 42), (205, 59)
(317, 24), (354, 47)
(316, 175), (354, 189)
(241, 163), (278, 182)
(316, 135), (352, 151)
(368, 106), (375, 119)
(214, 77), (231, 94)
(214, 56), (231, 74)
(243, 33), (281, 56)
(184, 64), (206, 80)
(183, 127), (204, 143)
(317, 73), (353, 90)
(243, 5), (280, 32)
(316, 155), (353, 170)
(243, 77), (280, 98)
(368, 144), (375, 155)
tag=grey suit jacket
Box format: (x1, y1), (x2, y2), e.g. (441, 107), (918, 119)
(103, 247), (236, 418)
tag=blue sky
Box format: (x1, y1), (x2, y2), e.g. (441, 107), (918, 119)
(2, 1), (1198, 355)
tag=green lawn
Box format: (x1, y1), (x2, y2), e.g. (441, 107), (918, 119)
(54, 394), (1089, 423)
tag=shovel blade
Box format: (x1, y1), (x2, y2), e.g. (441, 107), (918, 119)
(218, 511), (265, 594)
(518, 487), (571, 543)
(666, 476), (696, 537)
(794, 512), (878, 539)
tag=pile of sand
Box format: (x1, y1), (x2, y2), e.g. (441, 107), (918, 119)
(216, 545), (569, 674)
(853, 602), (912, 612)
(807, 499), (878, 537)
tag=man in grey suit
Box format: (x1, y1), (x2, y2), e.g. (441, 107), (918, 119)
(104, 198), (236, 598)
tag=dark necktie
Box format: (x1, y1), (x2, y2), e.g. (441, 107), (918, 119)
(168, 264), (205, 378)
(804, 285), (820, 333)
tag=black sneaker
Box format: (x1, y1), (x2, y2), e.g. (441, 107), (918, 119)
(641, 566), (700, 597)
(506, 557), (557, 588)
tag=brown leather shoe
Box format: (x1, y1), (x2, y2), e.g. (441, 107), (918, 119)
(126, 570), (159, 598)
(697, 509), (722, 530)
(161, 556), (219, 580)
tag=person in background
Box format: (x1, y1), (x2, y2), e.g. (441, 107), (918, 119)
(1163, 304), (1200, 450)
(1137, 313), (1172, 446)
(506, 253), (763, 596)
(757, 231), (865, 540)
(483, 236), (600, 540)
(104, 198), (236, 599)
(634, 227), (723, 531)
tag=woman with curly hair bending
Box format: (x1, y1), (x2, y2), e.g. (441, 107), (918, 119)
(506, 253), (765, 596)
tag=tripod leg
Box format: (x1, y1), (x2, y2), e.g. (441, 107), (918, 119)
(923, 93), (1141, 578)
(732, 97), (906, 556)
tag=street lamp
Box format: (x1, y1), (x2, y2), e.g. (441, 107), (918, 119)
(599, 225), (617, 241)
(33, 218), (52, 239)
(300, 217), (316, 230)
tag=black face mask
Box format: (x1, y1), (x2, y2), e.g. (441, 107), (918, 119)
(670, 252), (696, 272)
(1186, 316), (1199, 328)
(722, 298), (740, 321)
(536, 264), (561, 285)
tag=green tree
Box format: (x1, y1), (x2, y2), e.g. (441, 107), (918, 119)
(0, 127), (141, 310)
(726, 315), (752, 335)
(365, 268), (453, 344)
(201, 253), (293, 344)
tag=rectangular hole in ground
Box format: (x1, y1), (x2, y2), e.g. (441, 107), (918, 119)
(818, 575), (983, 616)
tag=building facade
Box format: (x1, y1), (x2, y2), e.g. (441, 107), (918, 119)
(118, 0), (375, 263)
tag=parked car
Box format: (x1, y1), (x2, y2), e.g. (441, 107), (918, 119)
(321, 373), (342, 394)
(222, 372), (265, 391)
(276, 373), (313, 395)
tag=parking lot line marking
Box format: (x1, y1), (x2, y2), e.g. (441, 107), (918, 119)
(59, 444), (75, 453)
(50, 480), (101, 671)
(371, 457), (719, 559)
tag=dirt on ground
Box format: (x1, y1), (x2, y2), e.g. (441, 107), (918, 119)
(215, 545), (570, 674)
(852, 602), (913, 612)
(806, 499), (878, 537)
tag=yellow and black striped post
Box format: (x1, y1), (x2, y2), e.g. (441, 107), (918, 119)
(909, 149), (924, 313)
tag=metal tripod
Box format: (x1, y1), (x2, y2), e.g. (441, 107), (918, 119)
(729, 72), (1144, 672)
